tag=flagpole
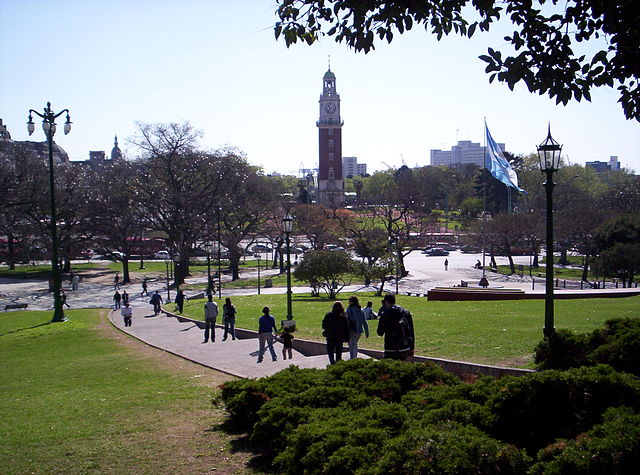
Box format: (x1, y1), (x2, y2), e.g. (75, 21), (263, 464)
(482, 118), (487, 279)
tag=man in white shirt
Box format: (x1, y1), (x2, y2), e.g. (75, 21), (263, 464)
(121, 302), (133, 327)
(203, 295), (219, 342)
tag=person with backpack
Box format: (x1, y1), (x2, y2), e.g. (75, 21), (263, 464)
(149, 291), (163, 315)
(346, 296), (369, 359)
(222, 297), (237, 341)
(376, 294), (415, 360)
(322, 301), (349, 364)
(175, 289), (185, 313)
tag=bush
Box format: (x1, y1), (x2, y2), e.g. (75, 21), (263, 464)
(534, 318), (640, 376)
(487, 365), (640, 454)
(371, 421), (531, 475)
(531, 407), (640, 474)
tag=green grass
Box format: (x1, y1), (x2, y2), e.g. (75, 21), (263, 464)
(106, 259), (262, 275)
(0, 263), (101, 279)
(180, 293), (640, 368)
(0, 309), (241, 474)
(495, 264), (592, 280)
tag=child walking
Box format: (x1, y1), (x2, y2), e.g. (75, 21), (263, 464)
(280, 327), (294, 360)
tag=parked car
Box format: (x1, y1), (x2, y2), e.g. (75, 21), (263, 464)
(252, 243), (273, 253)
(460, 245), (482, 254)
(423, 248), (450, 256)
(434, 242), (457, 252)
(154, 250), (170, 259)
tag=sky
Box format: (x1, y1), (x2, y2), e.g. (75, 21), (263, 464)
(1, 0), (638, 175)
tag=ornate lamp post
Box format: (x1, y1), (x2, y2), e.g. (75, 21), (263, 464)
(217, 207), (222, 299)
(27, 102), (72, 323)
(203, 241), (213, 296)
(537, 125), (562, 337)
(164, 258), (172, 303)
(282, 213), (294, 320)
(255, 253), (261, 295)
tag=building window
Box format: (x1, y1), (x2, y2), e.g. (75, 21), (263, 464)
(328, 128), (333, 136)
(329, 139), (333, 148)
(329, 153), (334, 161)
(328, 168), (334, 180)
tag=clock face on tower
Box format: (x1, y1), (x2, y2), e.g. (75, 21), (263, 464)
(324, 102), (336, 114)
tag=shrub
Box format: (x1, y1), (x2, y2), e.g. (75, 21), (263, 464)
(370, 421), (531, 475)
(487, 365), (640, 454)
(534, 329), (591, 370)
(531, 406), (640, 474)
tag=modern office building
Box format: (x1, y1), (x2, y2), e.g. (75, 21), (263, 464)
(586, 156), (621, 173)
(342, 156), (367, 178)
(430, 140), (505, 167)
(316, 67), (345, 208)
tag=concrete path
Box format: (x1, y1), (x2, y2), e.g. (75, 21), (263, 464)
(108, 304), (335, 378)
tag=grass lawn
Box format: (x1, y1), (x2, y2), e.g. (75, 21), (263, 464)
(106, 259), (262, 275)
(180, 293), (640, 369)
(0, 263), (101, 279)
(0, 309), (253, 474)
(495, 264), (593, 280)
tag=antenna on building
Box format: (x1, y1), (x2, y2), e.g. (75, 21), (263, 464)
(456, 129), (459, 142)
(328, 55), (331, 70)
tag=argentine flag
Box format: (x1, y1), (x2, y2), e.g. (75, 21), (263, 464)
(485, 123), (526, 194)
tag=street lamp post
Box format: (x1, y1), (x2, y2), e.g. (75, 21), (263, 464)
(27, 102), (72, 323)
(164, 258), (171, 302)
(537, 125), (562, 338)
(282, 214), (294, 320)
(203, 242), (213, 296)
(216, 207), (222, 299)
(255, 253), (261, 295)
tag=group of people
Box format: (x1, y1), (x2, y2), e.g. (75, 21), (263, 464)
(322, 294), (414, 364)
(202, 296), (238, 343)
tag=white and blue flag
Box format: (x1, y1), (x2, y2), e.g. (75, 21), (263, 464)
(485, 123), (526, 194)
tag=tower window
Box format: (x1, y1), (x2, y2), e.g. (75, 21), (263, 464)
(328, 129), (333, 136)
(328, 168), (334, 180)
(329, 153), (334, 161)
(329, 139), (333, 148)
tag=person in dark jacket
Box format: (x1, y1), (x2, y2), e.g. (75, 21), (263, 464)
(149, 291), (163, 315)
(175, 289), (185, 313)
(322, 301), (349, 364)
(376, 294), (415, 360)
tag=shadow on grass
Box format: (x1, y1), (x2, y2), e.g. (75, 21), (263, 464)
(0, 321), (51, 337)
(208, 421), (278, 473)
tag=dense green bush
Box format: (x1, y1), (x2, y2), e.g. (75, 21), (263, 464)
(531, 407), (640, 474)
(534, 318), (640, 376)
(219, 359), (640, 474)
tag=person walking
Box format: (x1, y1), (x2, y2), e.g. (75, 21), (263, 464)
(61, 291), (70, 308)
(257, 306), (277, 363)
(376, 294), (415, 361)
(322, 301), (349, 365)
(113, 291), (122, 309)
(363, 301), (377, 320)
(444, 258), (449, 271)
(203, 295), (218, 343)
(121, 302), (133, 327)
(346, 296), (369, 359)
(71, 273), (79, 291)
(122, 290), (129, 306)
(222, 297), (237, 341)
(175, 289), (185, 313)
(141, 279), (148, 296)
(280, 327), (294, 360)
(149, 291), (163, 315)
(114, 274), (120, 290)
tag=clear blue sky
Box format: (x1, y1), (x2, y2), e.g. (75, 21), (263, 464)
(1, 0), (638, 174)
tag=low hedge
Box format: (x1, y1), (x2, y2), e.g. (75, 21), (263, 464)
(219, 360), (640, 474)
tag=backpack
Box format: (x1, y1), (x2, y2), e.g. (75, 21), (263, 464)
(389, 307), (413, 351)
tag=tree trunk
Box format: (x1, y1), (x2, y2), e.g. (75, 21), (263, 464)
(62, 256), (71, 273)
(377, 277), (386, 296)
(559, 248), (569, 266)
(122, 258), (130, 284)
(229, 247), (242, 280)
(581, 255), (590, 281)
(6, 233), (16, 270)
(507, 253), (516, 274)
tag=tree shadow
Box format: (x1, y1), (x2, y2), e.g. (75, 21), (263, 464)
(206, 422), (278, 473)
(0, 321), (51, 337)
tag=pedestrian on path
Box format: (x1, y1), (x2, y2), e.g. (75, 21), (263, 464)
(222, 297), (237, 341)
(175, 289), (185, 313)
(203, 295), (218, 342)
(376, 294), (415, 361)
(113, 291), (122, 309)
(61, 291), (70, 308)
(257, 306), (277, 363)
(122, 290), (129, 306)
(71, 273), (79, 291)
(114, 274), (120, 290)
(444, 259), (449, 271)
(121, 302), (133, 327)
(280, 327), (294, 360)
(346, 296), (369, 359)
(149, 291), (163, 315)
(322, 301), (349, 365)
(363, 301), (377, 320)
(141, 280), (148, 296)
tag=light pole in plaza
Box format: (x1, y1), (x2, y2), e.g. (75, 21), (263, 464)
(203, 241), (213, 296)
(216, 207), (222, 299)
(27, 102), (72, 323)
(282, 213), (294, 320)
(164, 258), (171, 302)
(537, 125), (562, 338)
(255, 253), (261, 295)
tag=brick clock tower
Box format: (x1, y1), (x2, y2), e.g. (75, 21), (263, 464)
(316, 68), (345, 208)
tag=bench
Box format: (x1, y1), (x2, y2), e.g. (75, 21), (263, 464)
(5, 303), (28, 311)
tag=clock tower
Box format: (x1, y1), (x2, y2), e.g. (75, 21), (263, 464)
(316, 67), (345, 208)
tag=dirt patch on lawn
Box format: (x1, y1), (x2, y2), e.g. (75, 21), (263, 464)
(98, 313), (257, 474)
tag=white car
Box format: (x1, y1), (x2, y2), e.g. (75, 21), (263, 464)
(154, 250), (170, 259)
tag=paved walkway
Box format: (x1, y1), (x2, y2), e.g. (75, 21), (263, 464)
(108, 304), (335, 378)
